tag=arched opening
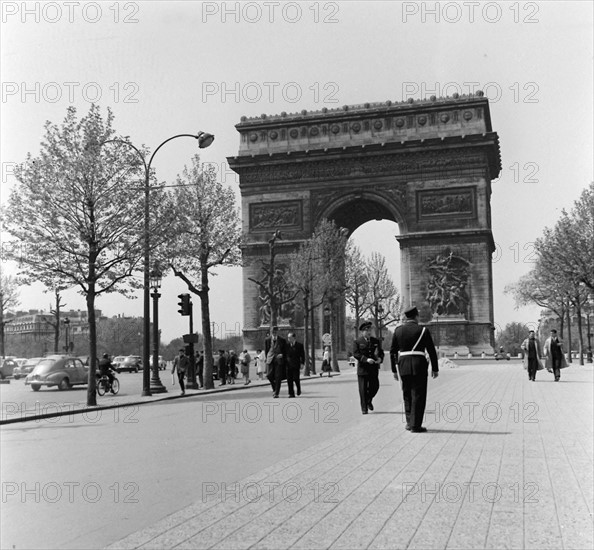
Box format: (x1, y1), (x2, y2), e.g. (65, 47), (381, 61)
(320, 195), (404, 359)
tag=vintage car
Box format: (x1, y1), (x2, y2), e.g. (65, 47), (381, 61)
(25, 355), (88, 391)
(116, 356), (142, 373)
(13, 357), (44, 380)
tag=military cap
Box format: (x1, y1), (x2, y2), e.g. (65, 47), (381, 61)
(404, 306), (419, 318)
(359, 321), (372, 330)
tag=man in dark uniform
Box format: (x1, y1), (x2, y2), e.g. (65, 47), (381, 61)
(390, 306), (439, 432)
(353, 321), (384, 414)
(286, 332), (305, 397)
(265, 326), (288, 398)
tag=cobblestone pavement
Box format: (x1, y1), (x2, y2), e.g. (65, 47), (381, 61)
(107, 362), (594, 549)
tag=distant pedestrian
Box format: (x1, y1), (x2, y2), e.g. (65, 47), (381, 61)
(354, 321), (384, 415)
(217, 350), (227, 386)
(196, 350), (204, 389)
(240, 349), (251, 385)
(255, 349), (265, 380)
(390, 307), (438, 431)
(286, 332), (305, 397)
(265, 326), (288, 398)
(227, 350), (237, 385)
(172, 348), (189, 396)
(544, 329), (567, 381)
(320, 346), (332, 378)
(521, 330), (544, 381)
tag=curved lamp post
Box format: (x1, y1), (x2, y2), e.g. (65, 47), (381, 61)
(97, 131), (214, 396)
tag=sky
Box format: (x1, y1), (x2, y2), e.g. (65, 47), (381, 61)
(1, 1), (592, 345)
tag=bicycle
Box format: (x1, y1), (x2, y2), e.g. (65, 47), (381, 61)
(96, 373), (120, 395)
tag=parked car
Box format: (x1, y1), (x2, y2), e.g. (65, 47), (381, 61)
(112, 356), (126, 370)
(13, 357), (45, 379)
(116, 356), (142, 373)
(0, 358), (18, 379)
(25, 355), (88, 391)
(149, 355), (167, 370)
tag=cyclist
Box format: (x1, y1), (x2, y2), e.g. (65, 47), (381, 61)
(98, 353), (116, 391)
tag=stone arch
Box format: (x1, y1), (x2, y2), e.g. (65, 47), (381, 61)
(229, 94), (501, 355)
(316, 190), (408, 235)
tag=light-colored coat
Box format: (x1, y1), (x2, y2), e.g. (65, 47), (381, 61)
(521, 337), (544, 370)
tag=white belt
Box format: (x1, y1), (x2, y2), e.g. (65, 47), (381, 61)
(399, 351), (426, 357)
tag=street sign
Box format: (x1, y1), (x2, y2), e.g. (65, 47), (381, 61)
(183, 334), (199, 343)
(322, 333), (331, 346)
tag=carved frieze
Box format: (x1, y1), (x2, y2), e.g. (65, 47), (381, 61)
(425, 248), (471, 317)
(239, 149), (487, 185)
(417, 187), (476, 220)
(250, 200), (303, 232)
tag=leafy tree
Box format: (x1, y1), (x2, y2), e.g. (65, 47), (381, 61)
(537, 183), (593, 292)
(168, 157), (241, 390)
(362, 252), (401, 340)
(504, 261), (568, 332)
(1, 105), (171, 405)
(0, 274), (20, 357)
(495, 322), (531, 356)
(344, 244), (369, 340)
(286, 238), (325, 375)
(310, 219), (349, 371)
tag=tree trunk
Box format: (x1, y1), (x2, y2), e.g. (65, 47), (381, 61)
(0, 305), (5, 358)
(567, 306), (573, 363)
(330, 299), (340, 372)
(309, 299), (316, 375)
(86, 284), (97, 406)
(303, 292), (310, 375)
(576, 295), (584, 365)
(200, 267), (215, 390)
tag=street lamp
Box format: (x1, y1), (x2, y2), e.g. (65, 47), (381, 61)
(96, 130), (214, 396)
(63, 317), (70, 353)
(149, 261), (166, 393)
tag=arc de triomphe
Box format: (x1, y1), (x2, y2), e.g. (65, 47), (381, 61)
(228, 92), (501, 355)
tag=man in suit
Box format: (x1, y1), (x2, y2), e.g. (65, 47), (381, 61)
(390, 306), (439, 432)
(353, 321), (384, 414)
(265, 326), (288, 398)
(521, 330), (543, 381)
(544, 329), (566, 381)
(286, 332), (305, 397)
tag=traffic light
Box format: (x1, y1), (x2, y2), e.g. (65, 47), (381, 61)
(177, 293), (191, 316)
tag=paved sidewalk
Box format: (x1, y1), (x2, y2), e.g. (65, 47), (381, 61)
(107, 362), (594, 550)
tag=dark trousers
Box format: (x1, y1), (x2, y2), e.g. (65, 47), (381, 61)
(177, 371), (186, 392)
(552, 355), (562, 380)
(527, 358), (539, 380)
(267, 362), (284, 396)
(358, 370), (379, 412)
(401, 373), (428, 429)
(287, 367), (301, 396)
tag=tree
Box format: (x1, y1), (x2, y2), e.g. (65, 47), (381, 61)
(537, 183), (594, 293)
(168, 157), (241, 390)
(1, 105), (170, 405)
(495, 322), (531, 356)
(286, 238), (323, 375)
(505, 261), (568, 331)
(362, 252), (401, 341)
(0, 274), (20, 357)
(310, 219), (349, 371)
(344, 244), (369, 340)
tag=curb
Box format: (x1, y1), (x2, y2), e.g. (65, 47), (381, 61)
(0, 372), (345, 426)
